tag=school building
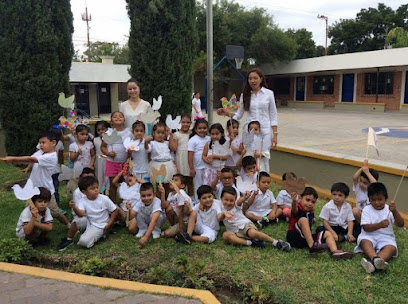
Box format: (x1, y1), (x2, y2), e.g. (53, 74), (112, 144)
(262, 47), (408, 112)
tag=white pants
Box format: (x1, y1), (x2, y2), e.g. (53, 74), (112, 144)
(137, 212), (166, 238)
(193, 168), (206, 203)
(194, 222), (217, 243)
(77, 223), (104, 248)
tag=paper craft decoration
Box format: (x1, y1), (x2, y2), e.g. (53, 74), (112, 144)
(140, 108), (161, 124)
(366, 127), (379, 157)
(58, 92), (75, 109)
(236, 176), (258, 193)
(281, 172), (306, 195)
(242, 128), (255, 148)
(123, 137), (141, 151)
(151, 164), (167, 183)
(59, 110), (81, 129)
(102, 128), (121, 145)
(152, 95), (163, 111)
(211, 140), (231, 168)
(221, 94), (240, 111)
(250, 135), (263, 153)
(59, 162), (84, 181)
(100, 177), (109, 193)
(166, 114), (181, 131)
(12, 180), (41, 219)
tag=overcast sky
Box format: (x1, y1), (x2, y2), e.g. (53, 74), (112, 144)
(71, 0), (407, 53)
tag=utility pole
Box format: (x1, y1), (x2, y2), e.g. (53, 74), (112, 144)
(82, 2), (92, 62)
(206, 0), (213, 125)
(317, 14), (328, 56)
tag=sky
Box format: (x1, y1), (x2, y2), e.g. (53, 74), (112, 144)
(71, 0), (407, 54)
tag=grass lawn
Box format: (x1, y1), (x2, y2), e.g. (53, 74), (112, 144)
(1, 161), (408, 303)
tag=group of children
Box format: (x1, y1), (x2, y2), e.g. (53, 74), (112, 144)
(3, 111), (405, 274)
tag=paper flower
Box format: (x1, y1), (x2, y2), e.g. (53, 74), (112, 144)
(58, 110), (83, 129)
(221, 94), (240, 111)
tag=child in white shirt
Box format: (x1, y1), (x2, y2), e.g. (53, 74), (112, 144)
(94, 120), (110, 190)
(128, 120), (150, 181)
(275, 172), (297, 221)
(210, 167), (240, 200)
(224, 119), (242, 175)
(69, 124), (95, 169)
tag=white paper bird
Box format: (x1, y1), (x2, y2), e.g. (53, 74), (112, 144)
(58, 92), (75, 109)
(59, 162), (84, 181)
(123, 137), (141, 151)
(165, 114), (181, 131)
(152, 95), (162, 111)
(141, 108), (161, 124)
(12, 179), (40, 200)
(102, 128), (121, 144)
(236, 176), (258, 193)
(211, 140), (231, 168)
(242, 128), (255, 148)
(250, 134), (263, 153)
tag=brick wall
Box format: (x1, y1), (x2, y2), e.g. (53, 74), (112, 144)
(306, 74), (340, 107)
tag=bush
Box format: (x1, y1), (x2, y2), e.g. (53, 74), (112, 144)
(74, 257), (106, 276)
(0, 238), (34, 263)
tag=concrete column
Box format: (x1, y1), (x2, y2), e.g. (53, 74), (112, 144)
(88, 83), (98, 117)
(110, 83), (119, 112)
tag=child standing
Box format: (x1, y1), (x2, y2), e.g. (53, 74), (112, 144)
(69, 124), (96, 169)
(129, 120), (150, 181)
(355, 182), (404, 273)
(202, 123), (230, 185)
(242, 121), (270, 173)
(94, 120), (110, 190)
(187, 118), (210, 201)
(286, 187), (354, 259)
(191, 92), (202, 118)
(224, 119), (242, 175)
(16, 187), (53, 243)
(220, 186), (291, 251)
(275, 172), (297, 221)
(316, 182), (356, 243)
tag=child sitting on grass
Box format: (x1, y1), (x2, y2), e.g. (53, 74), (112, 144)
(16, 187), (53, 245)
(315, 182), (356, 243)
(355, 182), (404, 273)
(220, 186), (291, 251)
(286, 187), (354, 260)
(275, 172), (297, 221)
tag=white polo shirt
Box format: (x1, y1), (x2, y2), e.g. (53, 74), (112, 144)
(319, 200), (355, 229)
(78, 194), (117, 229)
(193, 199), (222, 231)
(246, 189), (276, 216)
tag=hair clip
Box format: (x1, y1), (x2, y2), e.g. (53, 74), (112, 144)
(194, 116), (205, 121)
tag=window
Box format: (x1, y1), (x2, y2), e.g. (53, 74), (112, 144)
(313, 75), (334, 94)
(364, 72), (393, 95)
(273, 77), (291, 95)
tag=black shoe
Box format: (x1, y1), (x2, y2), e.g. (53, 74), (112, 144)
(57, 238), (73, 251)
(251, 240), (266, 248)
(32, 237), (51, 247)
(175, 231), (191, 245)
(309, 242), (328, 255)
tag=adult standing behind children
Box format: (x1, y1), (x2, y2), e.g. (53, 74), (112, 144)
(119, 78), (152, 130)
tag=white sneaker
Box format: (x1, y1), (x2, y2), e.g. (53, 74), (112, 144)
(135, 230), (146, 238)
(152, 233), (160, 239)
(361, 258), (375, 273)
(373, 257), (388, 270)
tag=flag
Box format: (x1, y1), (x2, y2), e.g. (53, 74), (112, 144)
(367, 127), (379, 156)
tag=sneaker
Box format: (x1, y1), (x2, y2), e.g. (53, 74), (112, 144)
(361, 258), (376, 273)
(256, 220), (264, 229)
(251, 240), (266, 248)
(275, 240), (291, 252)
(59, 208), (67, 215)
(57, 239), (73, 251)
(331, 250), (354, 260)
(337, 234), (346, 243)
(309, 242), (329, 255)
(176, 232), (191, 245)
(152, 233), (161, 239)
(135, 230), (146, 238)
(373, 256), (388, 270)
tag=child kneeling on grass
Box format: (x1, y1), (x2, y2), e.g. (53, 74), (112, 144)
(16, 187), (53, 245)
(220, 186), (291, 251)
(286, 187), (354, 260)
(354, 182), (404, 273)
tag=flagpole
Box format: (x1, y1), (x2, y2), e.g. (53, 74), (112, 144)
(393, 166), (408, 202)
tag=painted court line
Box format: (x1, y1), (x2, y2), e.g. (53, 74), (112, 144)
(323, 138), (408, 151)
(299, 136), (366, 147)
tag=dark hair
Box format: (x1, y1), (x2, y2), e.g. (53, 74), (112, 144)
(49, 127), (62, 142)
(132, 120), (146, 132)
(38, 130), (57, 142)
(190, 118), (208, 139)
(242, 155), (256, 168)
(221, 167), (233, 174)
(209, 123), (226, 146)
(226, 119), (239, 129)
(331, 182), (350, 197)
(95, 121), (110, 137)
(78, 176), (99, 191)
(80, 167), (95, 177)
(192, 92), (200, 98)
(173, 173), (187, 187)
(32, 187), (51, 203)
(248, 121), (261, 131)
(361, 169), (379, 182)
(111, 111), (125, 120)
(243, 68), (267, 111)
(221, 186), (237, 198)
(152, 122), (166, 133)
(282, 172), (297, 181)
(259, 171), (270, 180)
(75, 124), (89, 134)
(180, 114), (192, 121)
(127, 78), (139, 86)
(368, 182), (388, 199)
(197, 185), (213, 199)
(301, 187), (318, 199)
(140, 182), (154, 193)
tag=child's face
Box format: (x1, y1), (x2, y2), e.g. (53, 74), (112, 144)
(33, 199), (48, 212)
(195, 123), (208, 138)
(39, 137), (56, 153)
(331, 191), (346, 205)
(199, 192), (214, 209)
(220, 172), (234, 187)
(127, 82), (140, 98)
(258, 176), (271, 192)
(96, 125), (107, 137)
(153, 126), (166, 142)
(126, 174), (137, 187)
(244, 164), (256, 176)
(170, 176), (185, 191)
(299, 194), (316, 212)
(210, 128), (222, 142)
(76, 130), (88, 143)
(180, 117), (191, 132)
(111, 112), (125, 127)
(369, 193), (387, 210)
(221, 192), (236, 210)
(140, 189), (154, 206)
(83, 183), (99, 200)
(359, 176), (370, 191)
(228, 123), (239, 136)
(248, 124), (260, 135)
(132, 125), (145, 139)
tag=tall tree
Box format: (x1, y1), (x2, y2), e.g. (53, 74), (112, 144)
(127, 0), (196, 116)
(286, 28), (316, 59)
(0, 1), (74, 155)
(82, 41), (130, 64)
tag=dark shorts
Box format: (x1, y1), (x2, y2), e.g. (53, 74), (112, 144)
(286, 229), (326, 249)
(316, 224), (361, 239)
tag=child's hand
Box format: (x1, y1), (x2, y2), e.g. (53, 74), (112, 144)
(244, 191), (252, 200)
(108, 151), (116, 159)
(348, 233), (356, 242)
(77, 148), (82, 155)
(216, 170), (221, 179)
(69, 200), (75, 208)
(21, 167), (30, 174)
(224, 211), (234, 220)
(290, 192), (298, 202)
(157, 183), (165, 193)
(254, 152), (261, 158)
(189, 168), (196, 177)
(145, 136), (153, 142)
(379, 219), (390, 228)
(389, 200), (397, 212)
(184, 200), (190, 209)
(241, 148), (246, 156)
(30, 207), (39, 218)
(332, 232), (339, 242)
(139, 235), (148, 246)
(125, 201), (132, 210)
(217, 108), (229, 117)
(362, 159), (369, 173)
(0, 157), (13, 163)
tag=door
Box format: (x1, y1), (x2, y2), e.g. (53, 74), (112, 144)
(405, 71), (408, 104)
(342, 74), (354, 102)
(98, 83), (111, 114)
(296, 77), (305, 101)
(75, 84), (90, 115)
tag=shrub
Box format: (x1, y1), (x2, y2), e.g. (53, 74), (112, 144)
(0, 238), (34, 263)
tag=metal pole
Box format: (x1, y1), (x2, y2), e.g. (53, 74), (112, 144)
(325, 17), (328, 56)
(206, 0), (213, 125)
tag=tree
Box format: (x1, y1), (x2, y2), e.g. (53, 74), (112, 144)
(386, 27), (408, 48)
(0, 1), (74, 155)
(82, 41), (130, 64)
(127, 0), (196, 116)
(286, 28), (316, 59)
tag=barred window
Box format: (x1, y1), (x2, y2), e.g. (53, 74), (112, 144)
(313, 75), (334, 94)
(364, 72), (393, 95)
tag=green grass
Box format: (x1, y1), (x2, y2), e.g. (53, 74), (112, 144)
(1, 161), (408, 303)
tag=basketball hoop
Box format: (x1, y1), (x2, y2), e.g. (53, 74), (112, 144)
(235, 58), (244, 70)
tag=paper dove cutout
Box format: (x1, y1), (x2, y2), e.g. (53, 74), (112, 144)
(281, 173), (306, 195)
(221, 94), (240, 111)
(152, 95), (162, 111)
(151, 164), (167, 183)
(59, 162), (84, 181)
(58, 92), (75, 109)
(211, 140), (231, 168)
(242, 128), (255, 148)
(166, 114), (181, 131)
(123, 137), (141, 151)
(141, 108), (161, 124)
(236, 176), (258, 193)
(12, 179), (40, 200)
(250, 134), (263, 153)
(102, 128), (121, 144)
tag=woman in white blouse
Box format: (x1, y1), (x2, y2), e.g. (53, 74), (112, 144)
(119, 79), (152, 130)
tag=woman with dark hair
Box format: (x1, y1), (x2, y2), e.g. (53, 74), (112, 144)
(119, 78), (152, 129)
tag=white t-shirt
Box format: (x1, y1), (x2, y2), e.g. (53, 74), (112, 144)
(193, 200), (222, 231)
(119, 99), (152, 130)
(69, 141), (94, 168)
(29, 150), (58, 195)
(77, 194), (117, 229)
(225, 135), (242, 167)
(353, 184), (370, 210)
(246, 189), (276, 215)
(167, 190), (192, 223)
(135, 197), (162, 217)
(319, 200), (355, 230)
(107, 128), (132, 163)
(16, 206), (53, 232)
(149, 141), (172, 162)
(206, 139), (230, 169)
(187, 135), (210, 170)
(215, 183), (240, 200)
(36, 141), (64, 174)
(118, 182), (141, 211)
(361, 204), (395, 238)
(72, 187), (86, 217)
(130, 139), (149, 173)
(192, 98), (202, 116)
(276, 190), (292, 208)
(222, 203), (251, 233)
